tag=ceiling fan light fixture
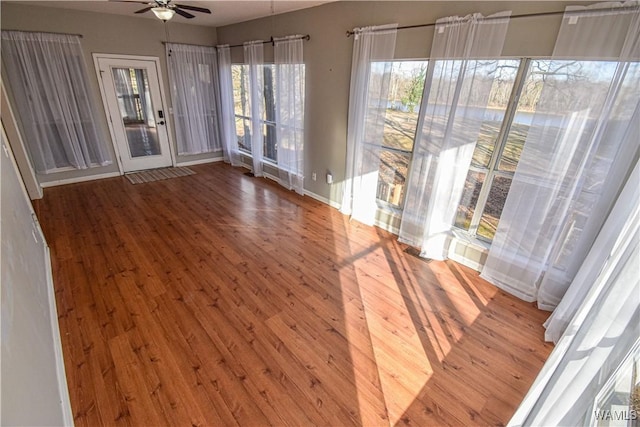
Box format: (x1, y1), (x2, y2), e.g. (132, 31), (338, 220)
(151, 6), (175, 21)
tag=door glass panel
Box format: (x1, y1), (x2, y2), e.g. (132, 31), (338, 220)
(112, 68), (161, 158)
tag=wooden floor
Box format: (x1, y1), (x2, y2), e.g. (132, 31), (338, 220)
(33, 163), (553, 427)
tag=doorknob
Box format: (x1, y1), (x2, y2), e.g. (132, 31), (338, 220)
(158, 120), (165, 125)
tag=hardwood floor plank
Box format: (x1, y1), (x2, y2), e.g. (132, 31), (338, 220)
(108, 334), (165, 426)
(33, 163), (554, 426)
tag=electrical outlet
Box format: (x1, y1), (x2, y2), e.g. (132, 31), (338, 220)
(326, 173), (333, 184)
(312, 172), (317, 181)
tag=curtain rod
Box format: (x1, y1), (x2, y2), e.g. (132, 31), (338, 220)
(345, 5), (639, 37)
(162, 41), (215, 48)
(224, 34), (310, 49)
(2, 29), (84, 38)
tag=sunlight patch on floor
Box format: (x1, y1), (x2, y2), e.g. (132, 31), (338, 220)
(332, 216), (390, 425)
(341, 223), (433, 425)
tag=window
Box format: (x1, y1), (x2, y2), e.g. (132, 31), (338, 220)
(368, 57), (623, 245)
(454, 58), (623, 242)
(1, 31), (112, 173)
(231, 64), (277, 162)
(166, 43), (221, 155)
(591, 345), (640, 427)
(378, 60), (428, 208)
(454, 59), (524, 241)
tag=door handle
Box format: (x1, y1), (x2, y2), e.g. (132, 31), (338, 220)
(158, 120), (165, 125)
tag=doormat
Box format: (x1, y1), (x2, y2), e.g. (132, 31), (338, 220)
(125, 167), (195, 184)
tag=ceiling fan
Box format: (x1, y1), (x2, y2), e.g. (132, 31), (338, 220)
(114, 0), (212, 21)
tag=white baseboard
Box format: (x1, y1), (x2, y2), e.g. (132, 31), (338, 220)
(44, 245), (74, 426)
(263, 171), (280, 183)
(303, 189), (341, 210)
(176, 157), (224, 167)
(40, 171), (121, 188)
(375, 217), (400, 235)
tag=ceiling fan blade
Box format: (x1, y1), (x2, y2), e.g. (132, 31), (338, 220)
(109, 0), (151, 4)
(134, 6), (153, 13)
(174, 4), (211, 14)
(173, 8), (196, 19)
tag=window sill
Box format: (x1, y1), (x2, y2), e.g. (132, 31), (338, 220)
(451, 229), (491, 251)
(449, 229), (490, 272)
(376, 200), (403, 216)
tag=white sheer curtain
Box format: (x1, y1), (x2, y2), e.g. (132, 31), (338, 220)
(341, 24), (397, 225)
(166, 43), (222, 155)
(398, 12), (511, 259)
(244, 41), (265, 177)
(509, 160), (639, 425)
(481, 2), (640, 309)
(217, 44), (241, 166)
(545, 159), (640, 343)
(113, 69), (138, 121)
(1, 31), (111, 173)
(275, 36), (305, 195)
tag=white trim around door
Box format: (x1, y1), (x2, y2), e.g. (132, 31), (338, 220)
(93, 54), (176, 173)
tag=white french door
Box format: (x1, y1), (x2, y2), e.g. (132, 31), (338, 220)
(95, 55), (173, 172)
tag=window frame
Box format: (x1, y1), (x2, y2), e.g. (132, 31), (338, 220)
(372, 57), (543, 243)
(231, 63), (278, 164)
(375, 59), (429, 212)
(457, 58), (532, 242)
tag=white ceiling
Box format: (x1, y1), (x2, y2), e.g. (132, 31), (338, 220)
(8, 1), (338, 27)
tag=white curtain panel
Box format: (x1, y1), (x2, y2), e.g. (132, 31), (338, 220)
(544, 159), (640, 344)
(166, 43), (222, 155)
(398, 12), (511, 259)
(244, 41), (265, 177)
(481, 2), (640, 309)
(509, 167), (639, 425)
(217, 45), (242, 166)
(341, 24), (397, 225)
(1, 31), (112, 173)
(274, 36), (305, 195)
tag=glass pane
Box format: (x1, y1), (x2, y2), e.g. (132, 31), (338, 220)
(499, 60), (552, 171)
(232, 65), (250, 117)
(264, 122), (277, 161)
(263, 65), (276, 123)
(377, 150), (410, 207)
(382, 61), (428, 152)
(499, 62), (537, 172)
(454, 171), (485, 231)
(112, 68), (161, 158)
(471, 60), (520, 168)
(499, 59), (621, 172)
(592, 349), (639, 427)
(478, 176), (513, 241)
(236, 117), (251, 152)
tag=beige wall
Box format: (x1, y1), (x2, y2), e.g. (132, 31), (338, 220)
(1, 3), (218, 185)
(2, 1), (591, 194)
(216, 0), (590, 203)
(1, 126), (73, 426)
